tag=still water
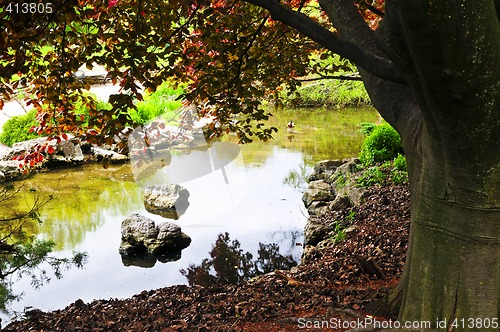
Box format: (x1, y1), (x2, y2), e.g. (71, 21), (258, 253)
(0, 107), (378, 323)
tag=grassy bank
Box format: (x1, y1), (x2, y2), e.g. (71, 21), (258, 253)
(287, 79), (371, 108)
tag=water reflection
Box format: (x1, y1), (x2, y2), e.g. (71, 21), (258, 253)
(0, 106), (378, 325)
(121, 250), (182, 268)
(181, 232), (297, 287)
(0, 184), (88, 312)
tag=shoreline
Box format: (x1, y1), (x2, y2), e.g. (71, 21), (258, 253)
(2, 159), (411, 331)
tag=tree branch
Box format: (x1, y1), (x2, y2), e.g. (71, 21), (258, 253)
(319, 0), (419, 132)
(359, 1), (384, 17)
(244, 0), (405, 84)
(296, 75), (362, 82)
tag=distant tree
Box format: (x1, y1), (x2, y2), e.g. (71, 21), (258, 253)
(1, 0), (499, 325)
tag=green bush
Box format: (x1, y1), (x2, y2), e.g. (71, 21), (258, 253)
(129, 82), (184, 124)
(356, 154), (409, 187)
(356, 166), (386, 187)
(392, 153), (407, 171)
(358, 122), (377, 135)
(74, 93), (112, 126)
(359, 123), (403, 166)
(0, 110), (41, 147)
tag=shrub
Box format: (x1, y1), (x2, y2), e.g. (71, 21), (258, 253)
(358, 122), (377, 136)
(129, 82), (184, 124)
(359, 123), (403, 166)
(356, 166), (386, 187)
(74, 93), (112, 126)
(356, 154), (409, 187)
(0, 110), (41, 147)
(389, 154), (409, 184)
(392, 153), (407, 171)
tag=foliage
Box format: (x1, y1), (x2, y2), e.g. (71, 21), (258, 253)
(359, 123), (403, 166)
(0, 110), (41, 147)
(355, 123), (406, 187)
(0, 184), (87, 309)
(333, 172), (348, 189)
(356, 165), (386, 187)
(288, 79), (370, 108)
(0, 93), (111, 148)
(284, 55), (370, 107)
(0, 0), (380, 168)
(180, 232), (296, 287)
(129, 82), (184, 125)
(329, 210), (356, 244)
(356, 154), (408, 187)
(357, 122), (378, 136)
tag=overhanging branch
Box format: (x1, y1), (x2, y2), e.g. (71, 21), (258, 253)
(244, 0), (405, 84)
(297, 74), (362, 82)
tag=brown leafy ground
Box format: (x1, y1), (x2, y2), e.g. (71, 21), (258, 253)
(3, 184), (410, 332)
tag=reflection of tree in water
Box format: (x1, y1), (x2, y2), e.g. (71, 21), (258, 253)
(180, 232), (297, 287)
(0, 184), (87, 311)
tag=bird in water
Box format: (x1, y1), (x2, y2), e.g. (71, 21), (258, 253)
(101, 155), (110, 169)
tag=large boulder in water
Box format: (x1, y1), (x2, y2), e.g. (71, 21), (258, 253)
(119, 214), (191, 258)
(144, 184), (190, 219)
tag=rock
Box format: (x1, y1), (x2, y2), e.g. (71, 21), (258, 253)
(7, 137), (84, 168)
(336, 181), (369, 207)
(301, 180), (336, 207)
(331, 158), (360, 187)
(120, 250), (182, 268)
(119, 213), (191, 259)
(91, 147), (129, 164)
(59, 139), (84, 162)
(44, 140), (84, 167)
(303, 219), (332, 247)
(329, 195), (351, 211)
(144, 184), (190, 219)
(0, 160), (24, 181)
(306, 201), (329, 216)
(331, 158), (368, 207)
(0, 145), (13, 161)
(8, 137), (48, 157)
(309, 159), (344, 182)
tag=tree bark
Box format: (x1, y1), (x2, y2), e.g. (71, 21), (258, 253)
(250, 0), (500, 326)
(321, 0), (500, 326)
(380, 1), (500, 326)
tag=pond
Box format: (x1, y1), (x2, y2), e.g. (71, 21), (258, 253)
(0, 106), (378, 324)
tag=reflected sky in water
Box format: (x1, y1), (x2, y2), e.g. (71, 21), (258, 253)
(2, 146), (307, 323)
(1, 107), (378, 323)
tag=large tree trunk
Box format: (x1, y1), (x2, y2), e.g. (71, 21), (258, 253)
(254, 0), (500, 326)
(394, 130), (500, 326)
(319, 0), (500, 327)
(381, 0), (500, 325)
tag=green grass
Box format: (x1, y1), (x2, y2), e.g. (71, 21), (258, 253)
(0, 110), (41, 147)
(287, 80), (370, 108)
(129, 82), (184, 125)
(355, 154), (409, 187)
